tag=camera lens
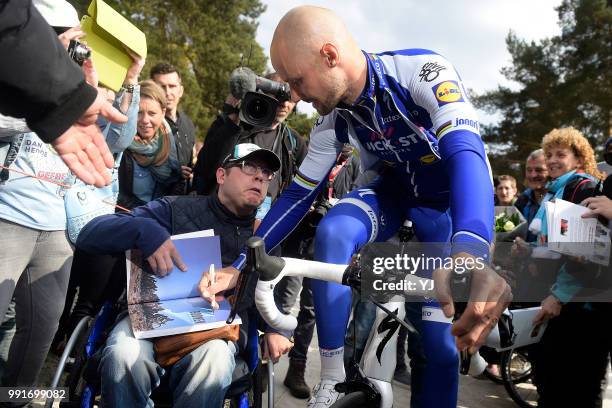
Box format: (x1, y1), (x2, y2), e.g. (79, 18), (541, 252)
(75, 45), (92, 61)
(247, 98), (270, 120)
(240, 91), (278, 127)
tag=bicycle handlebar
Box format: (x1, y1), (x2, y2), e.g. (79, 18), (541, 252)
(248, 237), (438, 331)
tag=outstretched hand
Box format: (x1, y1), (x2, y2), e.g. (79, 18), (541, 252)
(52, 90), (127, 187)
(146, 238), (187, 277)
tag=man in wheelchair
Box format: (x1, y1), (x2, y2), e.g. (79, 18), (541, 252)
(76, 144), (293, 407)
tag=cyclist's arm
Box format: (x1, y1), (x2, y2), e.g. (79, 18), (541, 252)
(231, 116), (343, 270)
(409, 54), (493, 261)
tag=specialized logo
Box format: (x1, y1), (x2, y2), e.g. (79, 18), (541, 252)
(376, 310), (401, 364)
(419, 154), (438, 164)
(432, 81), (464, 106)
(419, 62), (446, 82)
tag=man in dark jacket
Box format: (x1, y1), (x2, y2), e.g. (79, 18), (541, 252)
(0, 0), (127, 187)
(76, 144), (292, 408)
(515, 149), (549, 242)
(150, 63), (196, 193)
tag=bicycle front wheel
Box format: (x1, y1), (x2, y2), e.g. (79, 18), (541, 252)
(330, 391), (369, 408)
(500, 347), (538, 408)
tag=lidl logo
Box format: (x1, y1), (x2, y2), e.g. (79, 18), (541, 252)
(432, 81), (464, 106)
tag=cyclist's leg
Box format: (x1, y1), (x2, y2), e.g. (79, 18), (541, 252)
(310, 183), (402, 403)
(408, 205), (459, 408)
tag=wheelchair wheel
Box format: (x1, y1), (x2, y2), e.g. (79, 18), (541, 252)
(500, 347), (538, 408)
(44, 316), (92, 408)
(65, 317), (95, 405)
(330, 391), (368, 408)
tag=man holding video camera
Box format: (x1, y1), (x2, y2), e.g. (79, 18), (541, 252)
(193, 72), (307, 203)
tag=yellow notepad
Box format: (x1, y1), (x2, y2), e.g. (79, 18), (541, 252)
(81, 0), (147, 92)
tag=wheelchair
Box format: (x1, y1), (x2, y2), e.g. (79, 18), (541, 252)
(45, 298), (271, 408)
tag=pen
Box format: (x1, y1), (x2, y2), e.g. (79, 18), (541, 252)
(208, 263), (216, 286)
(208, 264), (218, 310)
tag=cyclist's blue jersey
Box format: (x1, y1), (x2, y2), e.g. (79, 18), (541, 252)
(233, 49), (494, 269)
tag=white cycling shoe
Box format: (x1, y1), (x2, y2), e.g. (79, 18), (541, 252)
(307, 378), (344, 408)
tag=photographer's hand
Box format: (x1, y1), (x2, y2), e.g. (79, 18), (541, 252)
(224, 94), (241, 125)
(57, 26), (84, 50)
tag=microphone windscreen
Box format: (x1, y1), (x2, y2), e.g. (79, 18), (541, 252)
(229, 67), (257, 99)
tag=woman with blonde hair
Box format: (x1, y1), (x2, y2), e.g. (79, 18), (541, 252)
(118, 79), (182, 209)
(528, 127), (608, 408)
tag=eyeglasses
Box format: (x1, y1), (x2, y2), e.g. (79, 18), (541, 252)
(225, 160), (275, 181)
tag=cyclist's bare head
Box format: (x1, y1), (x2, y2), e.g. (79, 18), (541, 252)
(270, 6), (364, 115)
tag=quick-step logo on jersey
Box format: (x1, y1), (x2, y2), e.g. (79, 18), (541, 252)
(432, 80), (464, 106)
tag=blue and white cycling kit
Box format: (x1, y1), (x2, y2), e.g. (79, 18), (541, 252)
(233, 49), (494, 407)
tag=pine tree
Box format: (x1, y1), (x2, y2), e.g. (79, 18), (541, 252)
(475, 0), (612, 179)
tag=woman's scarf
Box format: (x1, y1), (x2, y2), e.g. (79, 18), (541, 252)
(128, 120), (180, 184)
(529, 170), (597, 242)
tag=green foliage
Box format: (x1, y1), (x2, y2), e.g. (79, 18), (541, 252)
(74, 0), (268, 140)
(475, 0), (612, 180)
(286, 110), (318, 139)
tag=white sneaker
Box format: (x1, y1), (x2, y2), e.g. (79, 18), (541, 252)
(307, 378), (343, 408)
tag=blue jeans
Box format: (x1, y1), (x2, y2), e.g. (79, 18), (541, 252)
(99, 316), (236, 408)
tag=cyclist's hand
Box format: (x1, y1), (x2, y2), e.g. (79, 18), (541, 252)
(434, 253), (512, 353)
(199, 266), (239, 309)
(146, 239), (187, 277)
(533, 295), (562, 326)
(263, 332), (293, 363)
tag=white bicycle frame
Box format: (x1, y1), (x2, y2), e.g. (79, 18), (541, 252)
(254, 256), (529, 407)
(255, 257), (442, 408)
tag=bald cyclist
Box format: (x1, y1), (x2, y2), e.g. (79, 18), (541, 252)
(201, 6), (510, 407)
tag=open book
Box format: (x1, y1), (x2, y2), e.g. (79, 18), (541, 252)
(126, 230), (241, 339)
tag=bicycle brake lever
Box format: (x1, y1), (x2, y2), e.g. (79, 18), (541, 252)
(341, 254), (362, 292)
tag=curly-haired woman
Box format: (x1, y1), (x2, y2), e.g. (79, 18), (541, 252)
(528, 127), (608, 408)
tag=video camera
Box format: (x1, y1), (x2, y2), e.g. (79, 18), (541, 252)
(228, 67), (291, 128)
